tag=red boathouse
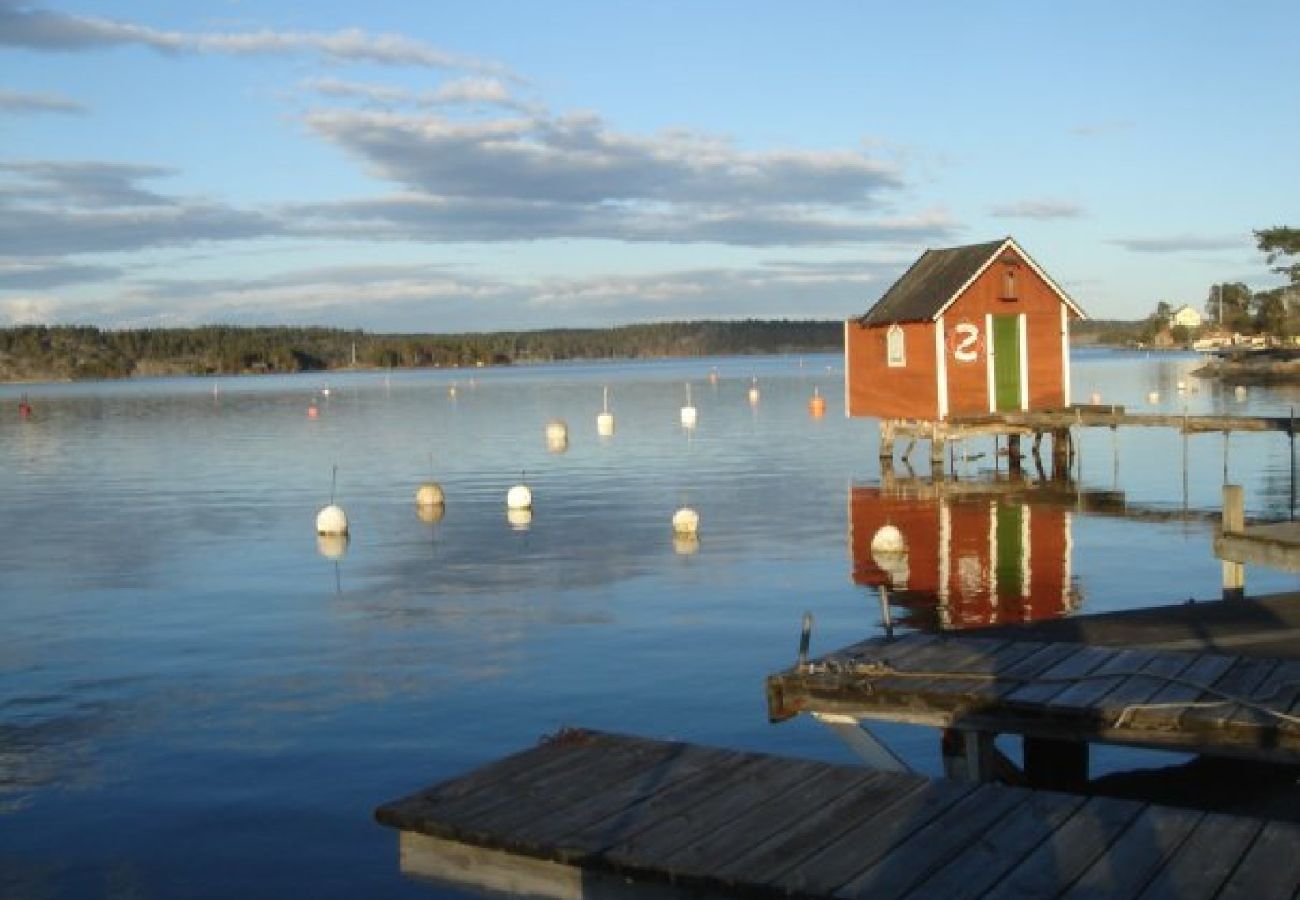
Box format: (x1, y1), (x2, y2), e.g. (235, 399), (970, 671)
(845, 237), (1087, 423)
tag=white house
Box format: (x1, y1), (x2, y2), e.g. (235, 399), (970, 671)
(1171, 305), (1203, 330)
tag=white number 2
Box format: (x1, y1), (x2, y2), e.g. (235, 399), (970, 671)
(952, 322), (980, 362)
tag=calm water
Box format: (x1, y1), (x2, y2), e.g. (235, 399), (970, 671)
(1, 350), (1297, 898)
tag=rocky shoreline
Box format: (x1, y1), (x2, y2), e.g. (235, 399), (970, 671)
(1192, 348), (1300, 383)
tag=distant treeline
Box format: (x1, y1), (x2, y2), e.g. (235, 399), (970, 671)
(1070, 319), (1146, 346)
(0, 320), (845, 381)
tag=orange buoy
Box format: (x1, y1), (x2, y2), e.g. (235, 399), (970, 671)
(308, 404), (319, 419)
(809, 387), (826, 417)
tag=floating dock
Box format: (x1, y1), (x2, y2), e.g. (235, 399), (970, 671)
(767, 633), (1300, 764)
(376, 729), (1300, 899)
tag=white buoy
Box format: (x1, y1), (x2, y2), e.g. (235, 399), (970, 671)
(1147, 390), (1160, 405)
(870, 525), (905, 554)
(680, 383), (697, 428)
(672, 507), (700, 535)
(507, 484), (533, 510)
(415, 482), (445, 507)
(748, 377), (760, 405)
(1234, 385), (1248, 401)
(316, 504), (349, 536)
(448, 383), (457, 398)
(597, 386), (615, 436)
(1177, 380), (1187, 393)
(545, 419), (569, 452)
(316, 534), (348, 560)
(321, 387), (331, 398)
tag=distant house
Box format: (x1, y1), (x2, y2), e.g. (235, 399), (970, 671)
(1171, 305), (1203, 330)
(845, 237), (1087, 421)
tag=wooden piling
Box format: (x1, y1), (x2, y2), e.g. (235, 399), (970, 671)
(1222, 484), (1245, 600)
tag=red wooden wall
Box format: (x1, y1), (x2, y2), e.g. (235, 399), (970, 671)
(847, 244), (1079, 420)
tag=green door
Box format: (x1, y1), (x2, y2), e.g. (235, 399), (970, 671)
(994, 502), (1023, 600)
(992, 315), (1021, 412)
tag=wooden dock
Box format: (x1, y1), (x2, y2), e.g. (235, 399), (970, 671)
(766, 633), (1300, 763)
(882, 404), (1297, 474)
(969, 592), (1300, 659)
(376, 729), (1300, 899)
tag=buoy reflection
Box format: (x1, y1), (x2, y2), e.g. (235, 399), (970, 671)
(316, 534), (349, 560)
(673, 533), (700, 556)
(507, 508), (533, 530)
(416, 503), (445, 524)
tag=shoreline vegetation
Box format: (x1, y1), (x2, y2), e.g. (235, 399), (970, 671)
(0, 318), (1280, 383)
(0, 320), (844, 383)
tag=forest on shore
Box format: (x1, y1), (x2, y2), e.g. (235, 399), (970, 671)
(0, 319), (845, 382)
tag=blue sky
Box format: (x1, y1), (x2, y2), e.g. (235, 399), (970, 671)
(1, 0), (1295, 331)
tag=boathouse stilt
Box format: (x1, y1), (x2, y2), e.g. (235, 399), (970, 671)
(1222, 483), (1246, 600)
(1050, 428), (1071, 480)
(941, 728), (997, 782)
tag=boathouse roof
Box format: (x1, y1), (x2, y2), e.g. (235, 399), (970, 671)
(860, 237), (1085, 324)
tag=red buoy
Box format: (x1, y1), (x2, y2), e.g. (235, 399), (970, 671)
(18, 398), (31, 420)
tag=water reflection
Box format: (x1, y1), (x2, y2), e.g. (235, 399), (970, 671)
(849, 470), (1112, 630)
(415, 503), (445, 525)
(316, 534), (349, 560)
(673, 533), (700, 556)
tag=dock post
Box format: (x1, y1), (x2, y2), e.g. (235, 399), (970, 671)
(930, 423), (946, 476)
(879, 419), (896, 463)
(1007, 434), (1022, 474)
(1024, 737), (1088, 791)
(941, 728), (996, 782)
(1050, 428), (1070, 480)
(1222, 484), (1245, 600)
(877, 585), (894, 639)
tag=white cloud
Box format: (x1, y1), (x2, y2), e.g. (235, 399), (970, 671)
(0, 2), (510, 75)
(1, 294), (58, 325)
(989, 198), (1084, 220)
(0, 86), (86, 114)
(300, 75), (537, 113)
(1110, 234), (1245, 253)
(0, 259), (119, 288)
(14, 259), (898, 330)
(303, 109), (903, 206)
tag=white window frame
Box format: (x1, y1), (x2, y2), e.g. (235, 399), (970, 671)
(886, 324), (906, 368)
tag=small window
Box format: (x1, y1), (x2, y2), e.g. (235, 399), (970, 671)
(1002, 267), (1018, 300)
(886, 324), (905, 367)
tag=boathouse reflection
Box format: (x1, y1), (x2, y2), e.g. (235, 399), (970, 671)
(849, 470), (1124, 630)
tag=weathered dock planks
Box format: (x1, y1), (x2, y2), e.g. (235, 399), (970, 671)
(766, 633), (1300, 761)
(376, 729), (1300, 899)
